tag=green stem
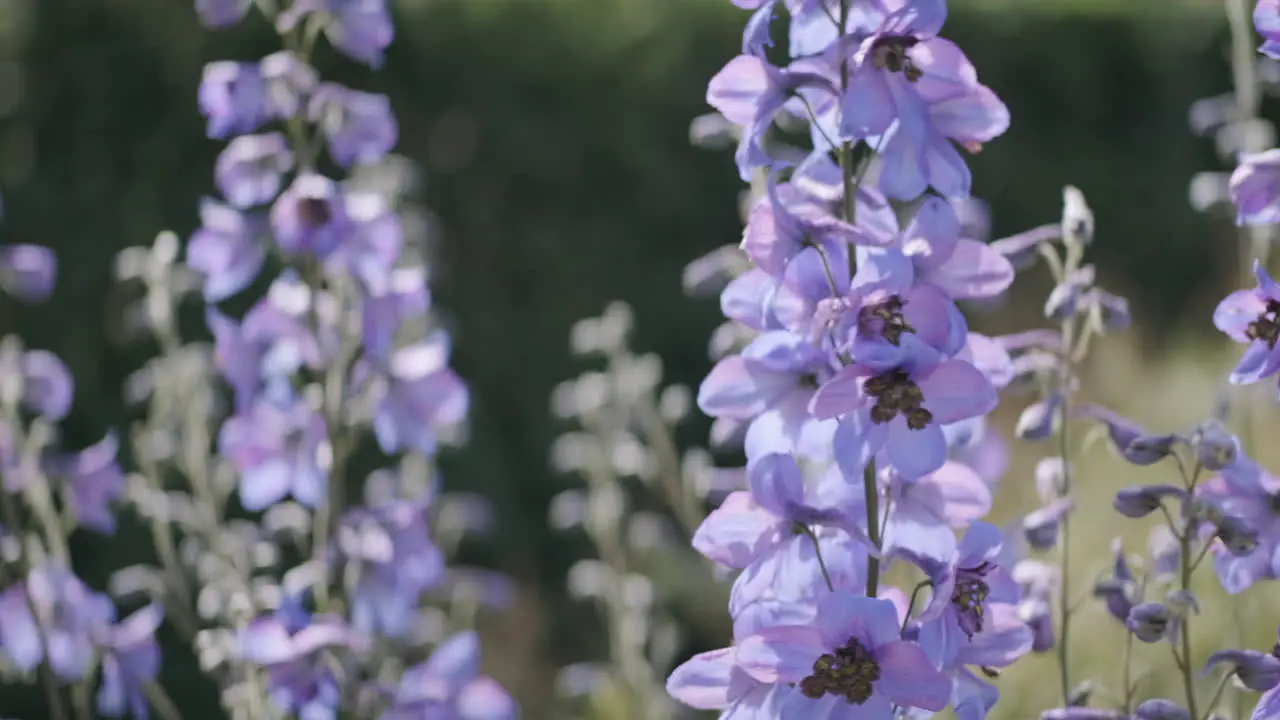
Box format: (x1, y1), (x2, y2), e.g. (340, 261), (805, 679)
(863, 460), (881, 597)
(802, 525), (836, 592)
(1201, 669), (1232, 720)
(1178, 524), (1201, 718)
(902, 580), (931, 632)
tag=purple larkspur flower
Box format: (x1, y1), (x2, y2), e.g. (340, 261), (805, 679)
(812, 334), (998, 480)
(913, 594), (1032, 719)
(741, 171), (893, 278)
(97, 604), (164, 719)
(817, 0), (1009, 199)
(219, 392), (329, 510)
(355, 330), (468, 456)
(309, 84), (398, 168)
(667, 597), (812, 713)
(1195, 452), (1280, 593)
(380, 631), (517, 720)
(906, 522), (1019, 664)
(1231, 149), (1280, 226)
(1203, 624), (1280, 719)
(360, 266), (430, 365)
(698, 330), (838, 464)
(186, 199), (268, 301)
(206, 274), (325, 409)
(0, 563), (115, 681)
(337, 499), (445, 638)
(238, 608), (367, 720)
(277, 0), (395, 68)
(1215, 259), (1280, 385)
(45, 433), (126, 534)
(215, 132), (294, 209)
(737, 594), (950, 715)
(0, 244), (56, 302)
(321, 191), (403, 290)
(706, 54), (838, 180)
(199, 52), (318, 140)
(875, 460), (991, 567)
(15, 348), (74, 420)
(1133, 699), (1190, 720)
(1091, 538), (1138, 624)
(1258, 0), (1280, 58)
(194, 0), (252, 28)
(693, 454), (869, 615)
(271, 174), (355, 259)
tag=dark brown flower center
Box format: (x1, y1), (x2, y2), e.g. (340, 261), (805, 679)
(951, 561), (993, 639)
(859, 296), (914, 345)
(298, 197), (333, 228)
(870, 35), (923, 82)
(1246, 299), (1280, 348)
(800, 638), (881, 704)
(864, 370), (932, 430)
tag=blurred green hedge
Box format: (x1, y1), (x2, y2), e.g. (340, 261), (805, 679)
(0, 0), (1257, 715)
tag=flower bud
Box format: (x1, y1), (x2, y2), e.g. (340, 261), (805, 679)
(1062, 185), (1094, 247)
(1067, 680), (1095, 707)
(1148, 525), (1180, 582)
(1023, 498), (1075, 550)
(682, 244), (748, 298)
(1018, 596), (1055, 653)
(1204, 649), (1280, 692)
(1089, 289), (1131, 334)
(1093, 539), (1137, 623)
(1035, 457), (1066, 502)
(1134, 699), (1190, 720)
(1077, 404), (1179, 466)
(1126, 602), (1172, 643)
(1112, 485), (1185, 519)
(1016, 393), (1062, 442)
(1163, 589), (1199, 616)
(1190, 418), (1239, 471)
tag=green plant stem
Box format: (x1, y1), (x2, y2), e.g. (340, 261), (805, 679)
(863, 461), (881, 597)
(803, 526), (836, 592)
(1178, 526), (1201, 718)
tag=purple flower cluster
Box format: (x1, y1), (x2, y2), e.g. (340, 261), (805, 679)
(664, 1), (1058, 717)
(183, 2), (516, 717)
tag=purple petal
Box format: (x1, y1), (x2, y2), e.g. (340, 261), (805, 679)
(918, 359), (998, 424)
(692, 492), (781, 568)
(874, 640), (951, 711)
(665, 648), (740, 710)
(885, 417), (947, 480)
(923, 239), (1014, 300)
(736, 625), (826, 683)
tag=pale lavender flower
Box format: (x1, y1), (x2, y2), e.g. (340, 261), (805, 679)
(380, 632), (517, 720)
(214, 132), (294, 209)
(237, 608), (366, 720)
(737, 594), (950, 715)
(19, 349), (74, 420)
(0, 244), (56, 302)
(360, 267), (430, 365)
(199, 53), (317, 140)
(194, 0), (251, 28)
(218, 392), (329, 510)
(271, 174), (354, 259)
(187, 199), (268, 301)
(1257, 0), (1280, 59)
(1230, 149), (1280, 226)
(309, 84), (399, 168)
(1195, 452), (1280, 593)
(357, 331), (468, 456)
(0, 563), (115, 680)
(97, 604), (164, 719)
(46, 433), (126, 534)
(812, 334), (998, 480)
(1215, 259), (1280, 385)
(337, 499), (445, 638)
(276, 0), (395, 68)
